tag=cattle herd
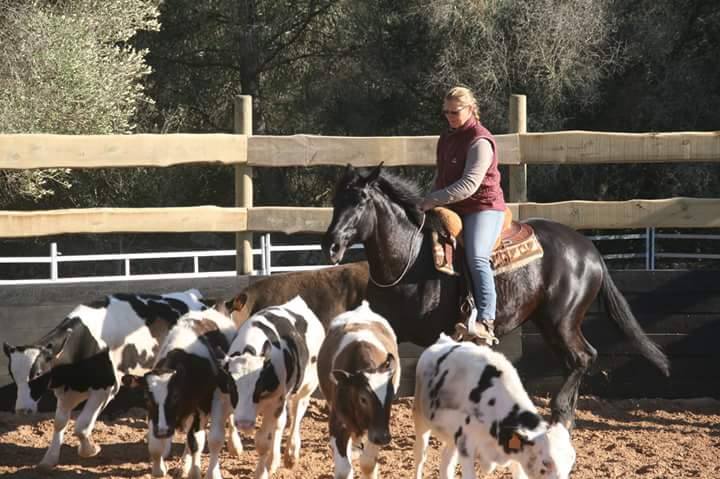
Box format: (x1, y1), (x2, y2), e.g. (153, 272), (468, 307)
(2, 274), (576, 479)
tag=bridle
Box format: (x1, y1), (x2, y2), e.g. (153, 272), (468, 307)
(368, 212), (426, 288)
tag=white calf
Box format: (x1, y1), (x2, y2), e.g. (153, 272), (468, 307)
(413, 334), (576, 479)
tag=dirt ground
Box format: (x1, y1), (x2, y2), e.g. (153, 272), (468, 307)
(0, 395), (718, 478)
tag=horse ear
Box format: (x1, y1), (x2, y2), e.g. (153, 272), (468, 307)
(3, 342), (13, 357)
(364, 162), (384, 184)
(341, 163), (357, 184)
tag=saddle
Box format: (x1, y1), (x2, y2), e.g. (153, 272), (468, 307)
(430, 206), (544, 276)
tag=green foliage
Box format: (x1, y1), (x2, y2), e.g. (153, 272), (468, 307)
(0, 0), (159, 207)
(424, 0), (622, 132)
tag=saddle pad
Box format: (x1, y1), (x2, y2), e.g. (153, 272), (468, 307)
(430, 207), (543, 276)
(491, 223), (544, 275)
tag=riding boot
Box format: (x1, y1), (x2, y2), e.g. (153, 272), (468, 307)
(479, 319), (500, 346)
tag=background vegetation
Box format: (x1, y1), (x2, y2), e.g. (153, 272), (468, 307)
(1, 0), (719, 267)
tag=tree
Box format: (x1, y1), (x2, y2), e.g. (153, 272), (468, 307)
(423, 0), (622, 133)
(0, 0), (160, 209)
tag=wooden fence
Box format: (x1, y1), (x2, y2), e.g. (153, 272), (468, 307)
(1, 95), (720, 273)
(2, 269), (718, 405)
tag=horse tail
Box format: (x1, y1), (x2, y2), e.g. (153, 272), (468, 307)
(599, 261), (671, 377)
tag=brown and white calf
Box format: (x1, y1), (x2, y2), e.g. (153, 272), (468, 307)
(413, 334), (576, 479)
(213, 295), (325, 479)
(317, 301), (401, 479)
(135, 308), (240, 479)
(1, 290), (206, 471)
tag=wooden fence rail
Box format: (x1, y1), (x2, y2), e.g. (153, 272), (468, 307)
(1, 95), (719, 273)
(2, 198), (720, 238)
(3, 131), (720, 170)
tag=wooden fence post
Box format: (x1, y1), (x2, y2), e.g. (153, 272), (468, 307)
(235, 95), (253, 275)
(501, 94), (527, 363)
(508, 94), (527, 203)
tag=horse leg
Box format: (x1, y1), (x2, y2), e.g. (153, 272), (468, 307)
(533, 311), (597, 429)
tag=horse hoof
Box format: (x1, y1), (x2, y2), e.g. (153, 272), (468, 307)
(152, 463), (167, 477)
(36, 462), (56, 472)
(78, 442), (101, 458)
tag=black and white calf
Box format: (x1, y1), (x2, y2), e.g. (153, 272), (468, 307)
(137, 308), (240, 479)
(2, 290), (206, 470)
(413, 334), (576, 479)
(317, 301), (401, 479)
(216, 296), (325, 479)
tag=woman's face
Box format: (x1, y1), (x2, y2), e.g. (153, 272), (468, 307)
(443, 98), (473, 129)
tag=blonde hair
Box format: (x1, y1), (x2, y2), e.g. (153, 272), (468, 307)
(444, 86), (479, 119)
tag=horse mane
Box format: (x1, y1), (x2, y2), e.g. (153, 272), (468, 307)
(374, 170), (425, 226)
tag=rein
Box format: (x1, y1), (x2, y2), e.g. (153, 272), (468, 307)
(369, 212), (426, 288)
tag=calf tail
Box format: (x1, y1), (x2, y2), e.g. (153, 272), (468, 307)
(600, 261), (670, 376)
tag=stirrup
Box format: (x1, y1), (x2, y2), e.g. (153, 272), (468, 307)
(452, 321), (499, 347)
(478, 319), (500, 346)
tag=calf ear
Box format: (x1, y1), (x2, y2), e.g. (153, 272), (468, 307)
(122, 374), (144, 389)
(213, 345), (230, 367)
(331, 369), (352, 385)
(378, 353), (396, 374)
(217, 370), (238, 407)
(231, 293), (250, 325)
(47, 328), (73, 359)
(2, 342), (13, 357)
(261, 340), (272, 358)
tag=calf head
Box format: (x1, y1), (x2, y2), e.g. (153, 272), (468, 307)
(221, 342), (281, 432)
(3, 330), (71, 414)
(331, 353), (396, 446)
(140, 366), (186, 439)
(513, 422), (576, 479)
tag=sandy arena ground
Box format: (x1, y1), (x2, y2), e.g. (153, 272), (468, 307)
(1, 395), (719, 478)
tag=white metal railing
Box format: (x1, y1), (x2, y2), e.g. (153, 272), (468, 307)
(1, 229), (719, 284)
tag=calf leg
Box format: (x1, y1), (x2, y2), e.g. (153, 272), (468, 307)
(358, 441), (381, 479)
(439, 444), (458, 479)
(38, 389), (87, 471)
(74, 387), (115, 457)
(329, 410), (353, 479)
(148, 431), (171, 477)
(227, 418), (243, 458)
(510, 462), (530, 479)
(187, 413), (208, 479)
(412, 412), (431, 479)
(207, 391), (234, 479)
(284, 394), (310, 469)
(268, 403), (287, 475)
(254, 405), (286, 479)
(177, 414), (207, 479)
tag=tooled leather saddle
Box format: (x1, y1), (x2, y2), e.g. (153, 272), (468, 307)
(430, 206), (544, 276)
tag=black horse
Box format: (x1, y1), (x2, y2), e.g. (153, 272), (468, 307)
(321, 163), (670, 427)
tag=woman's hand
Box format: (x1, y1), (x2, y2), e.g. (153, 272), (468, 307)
(417, 197), (436, 212)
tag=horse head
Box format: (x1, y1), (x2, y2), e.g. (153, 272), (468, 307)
(322, 163), (383, 264)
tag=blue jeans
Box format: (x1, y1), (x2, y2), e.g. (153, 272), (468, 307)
(463, 209), (505, 321)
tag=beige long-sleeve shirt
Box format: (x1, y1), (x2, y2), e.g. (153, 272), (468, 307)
(424, 138), (494, 207)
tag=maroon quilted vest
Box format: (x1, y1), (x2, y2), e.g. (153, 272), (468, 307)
(434, 116), (505, 215)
